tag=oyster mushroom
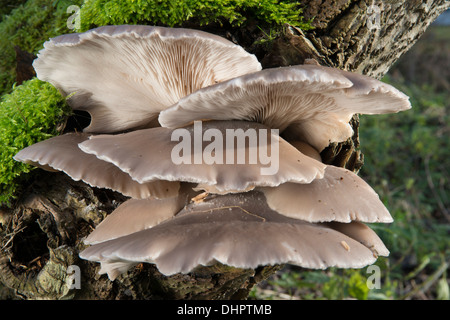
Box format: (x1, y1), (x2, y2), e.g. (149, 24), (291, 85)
(12, 25), (410, 286)
(13, 132), (180, 199)
(259, 165), (393, 223)
(257, 140), (392, 223)
(80, 191), (388, 279)
(159, 64), (411, 151)
(78, 120), (327, 194)
(33, 25), (262, 133)
(84, 183), (199, 245)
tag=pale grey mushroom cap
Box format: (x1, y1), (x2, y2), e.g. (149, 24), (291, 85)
(84, 183), (199, 245)
(259, 165), (393, 223)
(159, 64), (411, 151)
(259, 140), (392, 223)
(33, 25), (262, 133)
(80, 191), (386, 279)
(13, 133), (180, 199)
(325, 221), (390, 257)
(78, 120), (326, 194)
(288, 140), (322, 162)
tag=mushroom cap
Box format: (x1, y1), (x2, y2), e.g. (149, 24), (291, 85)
(288, 140), (322, 162)
(78, 120), (326, 194)
(259, 165), (393, 223)
(325, 221), (389, 257)
(79, 191), (386, 278)
(159, 64), (411, 151)
(84, 183), (198, 245)
(33, 25), (262, 133)
(13, 133), (180, 199)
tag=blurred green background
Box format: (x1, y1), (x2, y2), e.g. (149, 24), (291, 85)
(0, 0), (448, 300)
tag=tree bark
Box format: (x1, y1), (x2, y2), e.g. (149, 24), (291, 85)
(260, 0), (449, 78)
(1, 0), (448, 300)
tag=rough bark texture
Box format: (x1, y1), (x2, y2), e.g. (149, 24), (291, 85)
(1, 0), (448, 300)
(260, 0), (449, 78)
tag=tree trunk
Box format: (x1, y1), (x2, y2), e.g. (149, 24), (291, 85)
(1, 0), (448, 300)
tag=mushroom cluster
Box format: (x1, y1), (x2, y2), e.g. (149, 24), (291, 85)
(14, 25), (411, 280)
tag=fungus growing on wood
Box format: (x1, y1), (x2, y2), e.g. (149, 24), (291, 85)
(258, 136), (393, 223)
(13, 25), (412, 285)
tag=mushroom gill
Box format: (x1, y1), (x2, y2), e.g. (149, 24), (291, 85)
(33, 25), (262, 133)
(159, 64), (411, 151)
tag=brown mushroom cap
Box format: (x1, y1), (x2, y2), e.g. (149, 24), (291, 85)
(259, 165), (393, 223)
(79, 191), (386, 278)
(33, 25), (262, 133)
(78, 120), (326, 194)
(13, 133), (180, 199)
(159, 64), (411, 151)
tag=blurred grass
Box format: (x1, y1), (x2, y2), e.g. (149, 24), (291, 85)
(252, 25), (450, 300)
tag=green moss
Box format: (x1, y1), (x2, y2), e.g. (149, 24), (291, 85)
(0, 78), (71, 206)
(79, 0), (313, 31)
(0, 0), (83, 96)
